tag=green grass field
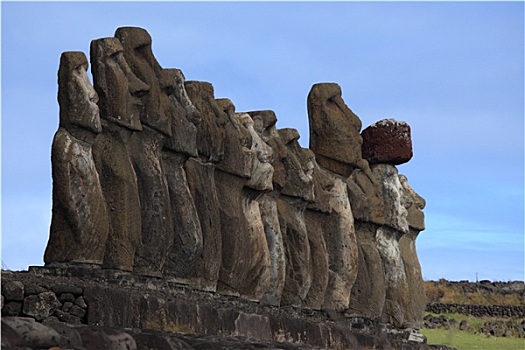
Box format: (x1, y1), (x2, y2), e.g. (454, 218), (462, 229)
(421, 312), (524, 350)
(422, 327), (524, 350)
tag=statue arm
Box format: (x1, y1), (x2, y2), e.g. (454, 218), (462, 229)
(51, 129), (82, 236)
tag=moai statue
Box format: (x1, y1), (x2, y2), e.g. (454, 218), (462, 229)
(114, 27), (173, 277)
(90, 37), (147, 272)
(183, 81), (227, 291)
(348, 118), (417, 327)
(215, 99), (271, 301)
(373, 164), (411, 327)
(275, 128), (314, 307)
(398, 174), (426, 327)
(304, 153), (358, 311)
(44, 51), (109, 265)
(236, 112), (274, 300)
(248, 110), (287, 306)
(161, 68), (204, 286)
(307, 83), (366, 177)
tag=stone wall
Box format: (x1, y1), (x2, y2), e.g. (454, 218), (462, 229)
(426, 303), (525, 318)
(1, 270), (429, 350)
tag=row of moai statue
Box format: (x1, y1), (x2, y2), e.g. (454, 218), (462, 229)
(44, 27), (427, 328)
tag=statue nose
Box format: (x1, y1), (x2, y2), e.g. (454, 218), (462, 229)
(129, 76), (150, 98)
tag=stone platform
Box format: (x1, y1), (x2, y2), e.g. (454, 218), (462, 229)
(2, 267), (428, 350)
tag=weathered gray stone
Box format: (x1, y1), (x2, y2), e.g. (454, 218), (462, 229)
(277, 128), (314, 201)
(2, 316), (61, 348)
(307, 83), (365, 176)
(22, 292), (61, 321)
(400, 175), (426, 231)
(216, 169), (269, 299)
(376, 225), (409, 327)
(349, 222), (386, 319)
(62, 301), (74, 312)
(248, 110), (287, 306)
(3, 301), (22, 316)
(105, 328), (138, 350)
(182, 158), (221, 291)
(90, 37), (145, 271)
(257, 193), (286, 307)
(69, 304), (87, 318)
(1, 317), (28, 348)
(275, 129), (315, 307)
(2, 280), (24, 301)
(24, 284), (47, 296)
(372, 164), (410, 234)
(237, 113), (274, 192)
(51, 284), (83, 295)
(400, 229), (426, 327)
(306, 159), (358, 311)
(128, 126), (173, 277)
(162, 68), (200, 157)
(114, 27), (174, 277)
(277, 197), (311, 307)
(215, 99), (253, 178)
(185, 81), (227, 163)
(42, 319), (83, 348)
(75, 296), (88, 309)
(59, 293), (76, 303)
(303, 208), (329, 310)
(115, 27), (171, 136)
(45, 51), (109, 265)
(56, 310), (82, 324)
(163, 154), (204, 286)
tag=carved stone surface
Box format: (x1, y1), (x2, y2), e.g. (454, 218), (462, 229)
(307, 83), (364, 177)
(45, 26), (428, 330)
(162, 153), (203, 284)
(162, 68), (200, 157)
(361, 119), (413, 165)
(115, 27), (174, 277)
(45, 52), (109, 265)
(349, 222), (386, 319)
(90, 37), (145, 271)
(183, 159), (221, 291)
(185, 81), (226, 163)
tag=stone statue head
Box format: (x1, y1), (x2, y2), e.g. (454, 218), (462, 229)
(248, 110), (288, 191)
(399, 175), (425, 231)
(307, 83), (363, 175)
(58, 51), (101, 134)
(161, 68), (200, 157)
(215, 98), (254, 178)
(90, 37), (148, 131)
(114, 27), (171, 136)
(236, 113), (274, 191)
(278, 128), (314, 202)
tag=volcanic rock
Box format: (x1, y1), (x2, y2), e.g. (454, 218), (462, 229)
(307, 83), (364, 176)
(361, 119), (413, 165)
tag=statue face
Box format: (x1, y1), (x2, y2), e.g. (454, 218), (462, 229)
(114, 27), (171, 136)
(90, 37), (148, 131)
(58, 51), (101, 134)
(237, 113), (274, 191)
(399, 174), (426, 231)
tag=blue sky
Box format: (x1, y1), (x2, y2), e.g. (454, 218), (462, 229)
(2, 2), (523, 281)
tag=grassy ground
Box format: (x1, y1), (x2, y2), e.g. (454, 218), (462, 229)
(422, 312), (525, 350)
(422, 327), (524, 350)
